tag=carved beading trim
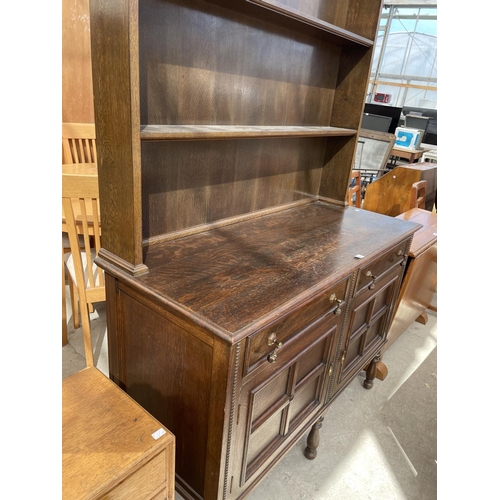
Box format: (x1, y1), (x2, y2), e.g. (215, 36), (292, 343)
(222, 342), (241, 500)
(326, 274), (356, 400)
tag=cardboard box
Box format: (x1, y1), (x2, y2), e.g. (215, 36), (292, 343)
(394, 127), (423, 150)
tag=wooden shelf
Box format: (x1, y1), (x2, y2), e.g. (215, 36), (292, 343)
(246, 0), (374, 47)
(140, 125), (358, 141)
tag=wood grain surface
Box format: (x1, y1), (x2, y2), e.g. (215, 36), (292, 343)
(62, 367), (175, 500)
(139, 201), (419, 335)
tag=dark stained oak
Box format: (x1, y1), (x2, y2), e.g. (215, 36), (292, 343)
(90, 1), (421, 499)
(139, 202), (418, 337)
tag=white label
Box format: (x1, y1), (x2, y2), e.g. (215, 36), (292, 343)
(354, 254), (364, 259)
(152, 428), (167, 440)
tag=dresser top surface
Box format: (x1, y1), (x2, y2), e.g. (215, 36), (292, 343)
(134, 202), (419, 336)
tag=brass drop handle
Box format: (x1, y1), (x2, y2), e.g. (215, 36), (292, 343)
(337, 351), (346, 382)
(365, 270), (377, 290)
(397, 248), (408, 265)
(267, 332), (282, 349)
(267, 333), (282, 363)
(268, 350), (279, 363)
(329, 293), (345, 315)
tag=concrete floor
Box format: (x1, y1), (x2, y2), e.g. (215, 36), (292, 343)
(63, 292), (437, 500)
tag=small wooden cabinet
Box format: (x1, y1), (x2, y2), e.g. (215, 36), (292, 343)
(62, 367), (175, 500)
(89, 1), (421, 498)
(383, 208), (437, 355)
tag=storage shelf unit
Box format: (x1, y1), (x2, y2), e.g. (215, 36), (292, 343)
(90, 1), (420, 499)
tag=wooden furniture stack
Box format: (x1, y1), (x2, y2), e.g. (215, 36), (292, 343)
(62, 367), (175, 499)
(89, 1), (421, 499)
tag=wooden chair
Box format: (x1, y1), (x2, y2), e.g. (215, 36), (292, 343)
(62, 122), (97, 164)
(62, 233), (83, 346)
(410, 180), (427, 210)
(62, 172), (104, 366)
(348, 169), (362, 208)
(62, 123), (98, 342)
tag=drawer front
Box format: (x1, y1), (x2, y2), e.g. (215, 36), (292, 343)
(103, 449), (166, 500)
(233, 312), (341, 495)
(354, 239), (409, 295)
(243, 276), (351, 378)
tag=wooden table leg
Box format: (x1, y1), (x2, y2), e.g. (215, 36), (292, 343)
(304, 415), (325, 460)
(364, 353), (382, 389)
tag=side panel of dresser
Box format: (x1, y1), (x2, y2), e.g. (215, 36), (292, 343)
(105, 275), (236, 500)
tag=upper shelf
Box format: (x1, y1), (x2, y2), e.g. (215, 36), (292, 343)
(245, 0), (374, 47)
(140, 125), (358, 141)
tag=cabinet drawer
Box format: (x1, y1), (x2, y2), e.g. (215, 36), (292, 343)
(242, 277), (350, 378)
(354, 239), (409, 295)
(103, 450), (166, 500)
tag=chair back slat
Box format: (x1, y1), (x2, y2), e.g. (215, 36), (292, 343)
(62, 123), (97, 165)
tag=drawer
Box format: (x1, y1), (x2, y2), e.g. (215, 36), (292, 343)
(242, 276), (351, 378)
(354, 239), (409, 295)
(103, 450), (166, 499)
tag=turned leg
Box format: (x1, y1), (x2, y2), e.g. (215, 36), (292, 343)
(304, 416), (324, 460)
(364, 353), (381, 389)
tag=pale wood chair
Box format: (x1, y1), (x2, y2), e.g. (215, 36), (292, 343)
(409, 180), (427, 210)
(62, 122), (97, 164)
(348, 169), (362, 208)
(62, 172), (104, 366)
(62, 123), (98, 342)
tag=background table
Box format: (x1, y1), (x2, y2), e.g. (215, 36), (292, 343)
(390, 147), (427, 164)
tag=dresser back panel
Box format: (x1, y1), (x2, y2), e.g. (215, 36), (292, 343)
(139, 0), (341, 126)
(141, 137), (325, 238)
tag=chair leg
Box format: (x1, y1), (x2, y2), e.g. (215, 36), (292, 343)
(62, 249), (68, 346)
(69, 278), (80, 329)
(80, 302), (95, 367)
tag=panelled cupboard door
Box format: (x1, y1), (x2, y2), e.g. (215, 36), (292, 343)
(228, 310), (344, 498)
(328, 241), (411, 401)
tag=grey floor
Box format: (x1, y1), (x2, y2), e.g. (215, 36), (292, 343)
(63, 291), (437, 500)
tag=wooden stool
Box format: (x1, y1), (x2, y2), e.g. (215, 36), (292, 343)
(63, 367), (175, 500)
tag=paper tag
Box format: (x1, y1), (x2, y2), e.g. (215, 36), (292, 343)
(354, 254), (364, 259)
(152, 428), (167, 440)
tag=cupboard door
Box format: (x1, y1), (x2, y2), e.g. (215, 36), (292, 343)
(230, 312), (341, 497)
(329, 270), (401, 400)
